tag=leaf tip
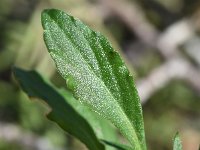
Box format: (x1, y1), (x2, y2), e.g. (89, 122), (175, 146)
(174, 132), (181, 141)
(41, 9), (59, 29)
(12, 66), (24, 84)
(41, 9), (50, 29)
(173, 132), (182, 150)
(12, 66), (19, 76)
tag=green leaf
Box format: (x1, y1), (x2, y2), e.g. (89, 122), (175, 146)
(13, 67), (105, 150)
(59, 88), (118, 150)
(42, 9), (146, 150)
(173, 132), (183, 150)
(101, 140), (132, 150)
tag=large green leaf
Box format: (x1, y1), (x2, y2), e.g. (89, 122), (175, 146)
(173, 133), (182, 150)
(42, 9), (146, 150)
(13, 67), (105, 150)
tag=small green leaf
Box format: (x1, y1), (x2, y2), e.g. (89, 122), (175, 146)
(13, 67), (105, 150)
(173, 132), (183, 150)
(101, 140), (132, 150)
(42, 9), (146, 150)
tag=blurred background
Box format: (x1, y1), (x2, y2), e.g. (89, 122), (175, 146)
(0, 0), (200, 149)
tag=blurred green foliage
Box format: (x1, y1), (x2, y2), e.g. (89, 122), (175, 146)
(144, 80), (200, 150)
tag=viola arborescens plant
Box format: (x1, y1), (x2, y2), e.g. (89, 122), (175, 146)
(13, 9), (183, 150)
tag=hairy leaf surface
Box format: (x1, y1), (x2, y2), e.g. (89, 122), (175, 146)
(42, 9), (146, 150)
(13, 67), (105, 150)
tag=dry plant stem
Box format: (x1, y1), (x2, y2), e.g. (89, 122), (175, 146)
(98, 0), (158, 46)
(137, 58), (200, 103)
(97, 0), (200, 102)
(98, 0), (199, 58)
(0, 122), (63, 150)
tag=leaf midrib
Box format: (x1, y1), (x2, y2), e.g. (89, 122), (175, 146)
(73, 21), (123, 108)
